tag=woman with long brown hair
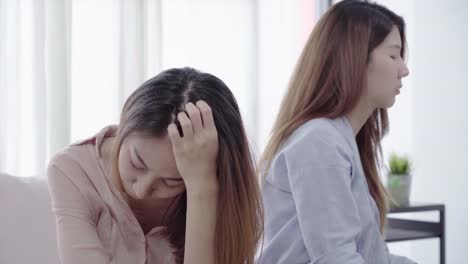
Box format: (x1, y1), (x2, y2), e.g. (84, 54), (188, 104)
(258, 1), (415, 263)
(47, 67), (263, 264)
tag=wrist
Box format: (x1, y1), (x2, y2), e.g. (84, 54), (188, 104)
(185, 177), (218, 198)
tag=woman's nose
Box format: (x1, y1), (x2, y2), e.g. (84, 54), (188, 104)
(134, 177), (155, 199)
(400, 63), (410, 78)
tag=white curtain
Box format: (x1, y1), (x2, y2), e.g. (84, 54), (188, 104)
(1, 0), (50, 177)
(0, 0), (319, 177)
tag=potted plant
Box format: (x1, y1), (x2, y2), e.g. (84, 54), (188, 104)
(386, 153), (412, 208)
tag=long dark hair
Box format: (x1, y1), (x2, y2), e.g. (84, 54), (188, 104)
(260, 0), (406, 233)
(111, 67), (263, 263)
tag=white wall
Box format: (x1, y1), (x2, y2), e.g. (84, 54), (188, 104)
(256, 0), (317, 153)
(161, 0), (258, 142)
(379, 0), (468, 263)
(412, 1), (468, 263)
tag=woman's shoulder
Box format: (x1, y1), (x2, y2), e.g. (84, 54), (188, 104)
(283, 117), (350, 150)
(47, 139), (111, 217)
(48, 140), (96, 173)
(47, 128), (114, 190)
(277, 117), (355, 168)
(48, 125), (117, 173)
(47, 147), (98, 196)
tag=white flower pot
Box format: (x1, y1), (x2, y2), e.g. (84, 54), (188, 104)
(387, 173), (412, 208)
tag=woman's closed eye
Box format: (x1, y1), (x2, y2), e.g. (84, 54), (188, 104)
(130, 158), (145, 170)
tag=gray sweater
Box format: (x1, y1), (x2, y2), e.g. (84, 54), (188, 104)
(257, 117), (416, 264)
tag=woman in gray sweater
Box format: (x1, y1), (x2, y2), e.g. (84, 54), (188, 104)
(258, 1), (415, 263)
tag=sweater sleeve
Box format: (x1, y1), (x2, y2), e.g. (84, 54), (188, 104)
(284, 131), (366, 264)
(47, 160), (113, 264)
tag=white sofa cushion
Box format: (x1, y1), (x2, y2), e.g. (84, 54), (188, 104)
(0, 173), (59, 264)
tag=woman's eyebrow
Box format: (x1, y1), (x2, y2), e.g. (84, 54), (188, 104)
(388, 44), (402, 49)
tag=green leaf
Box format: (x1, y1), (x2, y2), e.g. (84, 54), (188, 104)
(388, 153), (411, 175)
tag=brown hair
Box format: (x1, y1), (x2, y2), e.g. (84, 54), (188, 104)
(111, 67), (263, 263)
(259, 0), (406, 233)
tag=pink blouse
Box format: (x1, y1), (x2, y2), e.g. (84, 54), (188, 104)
(47, 125), (176, 264)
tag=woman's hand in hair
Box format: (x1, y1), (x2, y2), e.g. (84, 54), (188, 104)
(169, 101), (219, 264)
(168, 101), (219, 194)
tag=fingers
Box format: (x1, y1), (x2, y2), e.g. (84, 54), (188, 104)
(185, 102), (203, 133)
(167, 123), (182, 146)
(169, 101), (215, 141)
(196, 100), (216, 131)
(177, 112), (193, 138)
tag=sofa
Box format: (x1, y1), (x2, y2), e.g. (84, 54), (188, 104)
(0, 173), (60, 264)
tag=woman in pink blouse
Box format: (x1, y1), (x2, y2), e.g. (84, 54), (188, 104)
(47, 67), (263, 264)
